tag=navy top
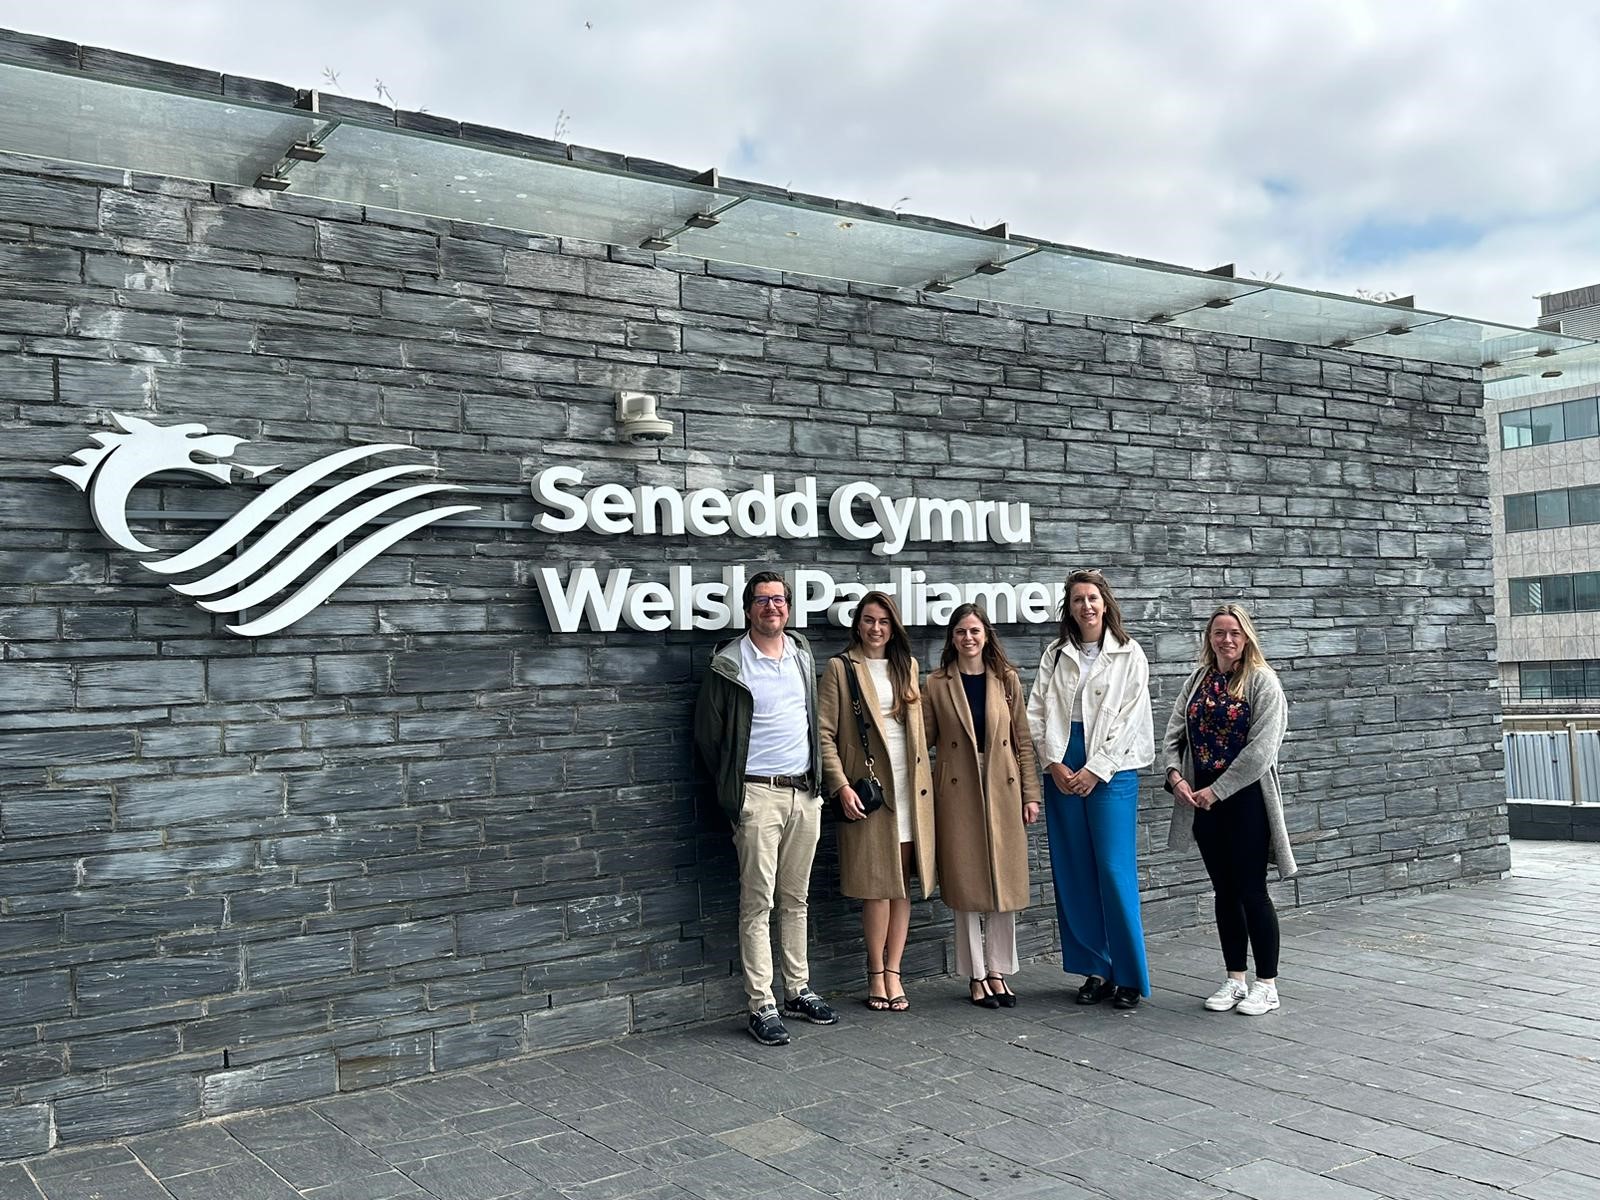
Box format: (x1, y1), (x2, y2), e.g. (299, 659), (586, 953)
(960, 671), (988, 752)
(1186, 669), (1252, 785)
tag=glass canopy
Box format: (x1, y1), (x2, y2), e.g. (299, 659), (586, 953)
(1, 56), (1591, 394)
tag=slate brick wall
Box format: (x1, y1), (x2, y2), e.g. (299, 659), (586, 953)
(0, 150), (1508, 1155)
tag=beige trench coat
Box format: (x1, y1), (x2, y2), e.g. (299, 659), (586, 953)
(818, 652), (937, 901)
(924, 664), (1041, 913)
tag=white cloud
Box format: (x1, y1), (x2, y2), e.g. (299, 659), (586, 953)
(4, 0), (1599, 325)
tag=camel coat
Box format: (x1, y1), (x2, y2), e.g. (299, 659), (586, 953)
(924, 664), (1041, 913)
(818, 652), (937, 901)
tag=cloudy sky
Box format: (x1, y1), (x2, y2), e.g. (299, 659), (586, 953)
(3, 0), (1597, 327)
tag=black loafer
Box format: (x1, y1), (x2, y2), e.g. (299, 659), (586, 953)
(1112, 986), (1141, 1011)
(1076, 975), (1114, 1005)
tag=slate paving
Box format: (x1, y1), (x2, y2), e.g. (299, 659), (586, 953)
(4, 841), (1596, 1200)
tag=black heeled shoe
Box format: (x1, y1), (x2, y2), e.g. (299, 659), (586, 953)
(985, 974), (1018, 1008)
(968, 978), (1000, 1009)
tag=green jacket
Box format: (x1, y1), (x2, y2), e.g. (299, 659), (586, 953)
(693, 630), (822, 826)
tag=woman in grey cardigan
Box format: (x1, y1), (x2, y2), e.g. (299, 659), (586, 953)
(1162, 604), (1294, 1016)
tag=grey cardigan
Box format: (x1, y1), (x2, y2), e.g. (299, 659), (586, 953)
(1162, 664), (1297, 880)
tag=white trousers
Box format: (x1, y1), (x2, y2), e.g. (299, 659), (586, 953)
(952, 909), (1018, 979)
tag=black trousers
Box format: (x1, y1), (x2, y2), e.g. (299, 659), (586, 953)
(1192, 780), (1279, 978)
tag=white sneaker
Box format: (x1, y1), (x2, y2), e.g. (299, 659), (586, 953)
(1236, 981), (1279, 1016)
(1203, 978), (1249, 1012)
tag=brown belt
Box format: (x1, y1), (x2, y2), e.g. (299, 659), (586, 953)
(745, 773), (811, 789)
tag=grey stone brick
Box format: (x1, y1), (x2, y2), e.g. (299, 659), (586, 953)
(0, 174), (99, 229)
(202, 1053), (338, 1119)
(524, 996), (631, 1051)
(0, 729), (134, 769)
(320, 221), (438, 272)
(76, 955), (240, 1013)
(432, 1016), (524, 1070)
(336, 1034), (432, 1091)
(0, 1104), (51, 1159)
(286, 763), (406, 816)
(456, 905), (564, 955)
(392, 648), (512, 693)
(247, 934), (354, 986)
(168, 262), (297, 305)
(192, 205), (316, 256)
(355, 919), (456, 969)
(207, 656), (315, 702)
(0, 972), (69, 1024)
(65, 1027), (180, 1071)
(115, 775), (282, 829)
(53, 1076), (202, 1144)
(505, 248), (586, 293)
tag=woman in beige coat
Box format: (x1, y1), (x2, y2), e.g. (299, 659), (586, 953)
(819, 591), (936, 1011)
(924, 604), (1041, 1008)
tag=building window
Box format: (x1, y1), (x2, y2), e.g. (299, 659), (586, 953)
(1501, 409), (1534, 449)
(1573, 485), (1600, 526)
(1520, 659), (1600, 699)
(1505, 484), (1600, 532)
(1505, 492), (1538, 532)
(1500, 394), (1600, 451)
(1511, 571), (1600, 615)
(1577, 572), (1600, 612)
(1535, 489), (1571, 529)
(1530, 405), (1565, 445)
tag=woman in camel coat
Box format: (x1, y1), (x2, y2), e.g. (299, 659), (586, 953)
(819, 591), (936, 1011)
(924, 603), (1041, 1007)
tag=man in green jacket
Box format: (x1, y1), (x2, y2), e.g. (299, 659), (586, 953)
(694, 569), (837, 1046)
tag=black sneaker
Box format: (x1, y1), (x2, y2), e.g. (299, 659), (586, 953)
(783, 988), (839, 1025)
(1112, 986), (1141, 1011)
(748, 1005), (791, 1045)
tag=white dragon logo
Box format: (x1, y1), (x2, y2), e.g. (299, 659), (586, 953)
(54, 413), (478, 637)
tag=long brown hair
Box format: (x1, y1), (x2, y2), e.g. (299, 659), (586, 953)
(1199, 603), (1269, 698)
(938, 602), (1015, 678)
(1054, 569), (1129, 650)
(848, 590), (917, 719)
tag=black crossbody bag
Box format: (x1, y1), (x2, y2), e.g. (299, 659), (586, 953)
(834, 654), (887, 818)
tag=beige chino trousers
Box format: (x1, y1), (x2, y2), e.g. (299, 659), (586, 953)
(733, 780), (822, 1012)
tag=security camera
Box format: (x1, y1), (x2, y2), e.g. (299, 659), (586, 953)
(615, 391), (674, 444)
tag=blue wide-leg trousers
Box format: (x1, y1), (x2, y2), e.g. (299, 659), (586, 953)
(1043, 722), (1150, 995)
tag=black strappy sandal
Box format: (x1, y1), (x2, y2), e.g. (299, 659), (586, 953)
(864, 969), (891, 1012)
(969, 978), (1000, 1009)
(884, 968), (909, 1012)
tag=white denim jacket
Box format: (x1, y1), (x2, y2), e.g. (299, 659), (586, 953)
(1026, 632), (1155, 783)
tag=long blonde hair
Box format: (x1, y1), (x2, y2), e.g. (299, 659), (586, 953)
(1199, 603), (1268, 698)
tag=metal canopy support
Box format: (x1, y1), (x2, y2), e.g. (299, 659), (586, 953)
(254, 119), (341, 191)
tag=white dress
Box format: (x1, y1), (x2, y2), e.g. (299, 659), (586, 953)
(866, 658), (914, 844)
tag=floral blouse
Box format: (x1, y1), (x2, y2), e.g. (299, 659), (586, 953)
(1185, 669), (1252, 778)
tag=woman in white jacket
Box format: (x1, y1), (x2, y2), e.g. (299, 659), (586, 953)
(1027, 569), (1154, 1010)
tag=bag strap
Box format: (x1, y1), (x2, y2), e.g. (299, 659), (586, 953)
(835, 654), (881, 783)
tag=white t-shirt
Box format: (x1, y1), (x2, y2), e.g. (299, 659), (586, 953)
(1070, 641), (1102, 723)
(740, 634), (811, 775)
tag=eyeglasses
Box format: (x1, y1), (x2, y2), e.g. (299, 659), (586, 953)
(751, 595), (788, 609)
